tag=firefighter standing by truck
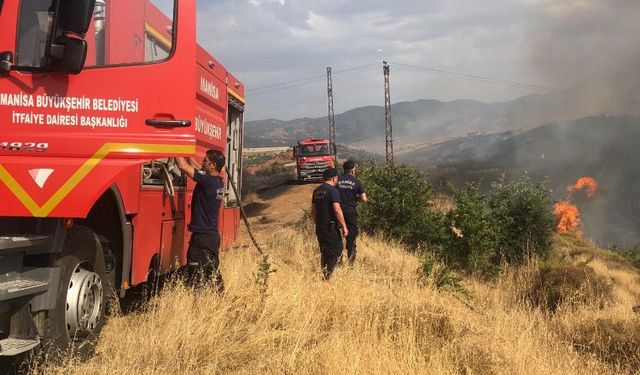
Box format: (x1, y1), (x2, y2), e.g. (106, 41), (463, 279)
(337, 160), (368, 266)
(177, 150), (226, 290)
(312, 168), (348, 279)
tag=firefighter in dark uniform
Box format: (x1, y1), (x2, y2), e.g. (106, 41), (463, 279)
(337, 160), (367, 266)
(312, 167), (348, 279)
(177, 150), (226, 291)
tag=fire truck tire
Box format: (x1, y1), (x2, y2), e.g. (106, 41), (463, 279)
(42, 225), (108, 358)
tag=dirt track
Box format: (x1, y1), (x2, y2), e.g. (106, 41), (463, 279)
(236, 182), (318, 246)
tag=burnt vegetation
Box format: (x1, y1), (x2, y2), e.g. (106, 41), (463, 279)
(406, 115), (640, 248)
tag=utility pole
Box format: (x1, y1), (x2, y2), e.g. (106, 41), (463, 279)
(383, 61), (394, 167)
(327, 67), (337, 163)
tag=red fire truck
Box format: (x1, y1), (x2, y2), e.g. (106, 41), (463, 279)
(0, 0), (244, 356)
(293, 138), (335, 182)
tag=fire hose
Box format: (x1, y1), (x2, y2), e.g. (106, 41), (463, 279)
(227, 169), (265, 256)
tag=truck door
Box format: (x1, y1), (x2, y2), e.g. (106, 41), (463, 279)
(0, 0), (197, 218)
(225, 96), (244, 206)
(220, 84), (244, 248)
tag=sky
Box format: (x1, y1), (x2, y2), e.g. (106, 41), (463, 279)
(192, 0), (640, 121)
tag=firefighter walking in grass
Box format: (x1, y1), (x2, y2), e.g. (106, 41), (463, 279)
(337, 160), (367, 266)
(312, 167), (348, 279)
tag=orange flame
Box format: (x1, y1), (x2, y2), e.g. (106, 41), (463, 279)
(567, 176), (598, 198)
(555, 177), (598, 237)
(554, 201), (582, 237)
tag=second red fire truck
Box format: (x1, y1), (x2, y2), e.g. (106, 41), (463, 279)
(293, 138), (335, 182)
(0, 0), (244, 356)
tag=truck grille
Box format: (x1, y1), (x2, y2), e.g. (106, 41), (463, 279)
(303, 161), (330, 170)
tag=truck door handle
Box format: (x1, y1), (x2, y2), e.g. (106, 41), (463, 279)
(145, 119), (192, 128)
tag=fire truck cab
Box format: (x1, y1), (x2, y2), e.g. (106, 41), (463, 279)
(0, 0), (244, 356)
(293, 138), (335, 182)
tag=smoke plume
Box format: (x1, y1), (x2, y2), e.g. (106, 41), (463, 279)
(529, 0), (640, 116)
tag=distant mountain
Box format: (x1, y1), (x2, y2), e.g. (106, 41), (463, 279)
(244, 91), (605, 150)
(400, 115), (640, 248)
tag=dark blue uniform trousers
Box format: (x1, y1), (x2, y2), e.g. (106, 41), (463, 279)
(316, 224), (343, 279)
(342, 207), (359, 265)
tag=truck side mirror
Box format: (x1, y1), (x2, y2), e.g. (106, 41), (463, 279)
(58, 0), (96, 35)
(46, 0), (95, 74)
(49, 37), (87, 74)
(292, 147), (297, 157)
(0, 51), (13, 75)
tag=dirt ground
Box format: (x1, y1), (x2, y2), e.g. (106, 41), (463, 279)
(237, 182), (318, 246)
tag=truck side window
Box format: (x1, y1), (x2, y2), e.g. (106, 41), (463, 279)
(16, 1), (53, 67)
(88, 0), (176, 66)
(15, 0), (176, 69)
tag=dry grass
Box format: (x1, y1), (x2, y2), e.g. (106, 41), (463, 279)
(521, 262), (614, 312)
(32, 228), (640, 374)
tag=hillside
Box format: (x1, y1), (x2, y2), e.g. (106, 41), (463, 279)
(244, 92), (608, 151)
(399, 115), (640, 248)
(34, 184), (640, 375)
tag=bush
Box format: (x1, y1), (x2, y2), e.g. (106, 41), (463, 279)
(417, 253), (469, 297)
(358, 163), (446, 248)
(444, 182), (501, 275)
(489, 175), (555, 264)
(522, 263), (613, 312)
(442, 176), (554, 275)
(359, 164), (555, 276)
(621, 246), (640, 269)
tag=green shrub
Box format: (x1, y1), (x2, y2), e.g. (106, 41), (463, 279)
(417, 253), (469, 297)
(489, 175), (555, 264)
(359, 163), (446, 248)
(443, 176), (554, 275)
(621, 245), (640, 269)
(444, 182), (501, 275)
(358, 163), (556, 276)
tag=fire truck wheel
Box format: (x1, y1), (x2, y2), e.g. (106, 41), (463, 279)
(43, 225), (108, 358)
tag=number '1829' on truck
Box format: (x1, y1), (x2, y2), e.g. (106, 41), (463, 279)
(0, 0), (244, 356)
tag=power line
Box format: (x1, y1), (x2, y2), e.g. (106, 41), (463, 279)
(390, 62), (554, 91)
(248, 77), (327, 96)
(246, 63), (379, 96)
(246, 74), (326, 94)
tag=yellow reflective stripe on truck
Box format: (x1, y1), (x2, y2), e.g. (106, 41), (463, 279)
(0, 143), (195, 217)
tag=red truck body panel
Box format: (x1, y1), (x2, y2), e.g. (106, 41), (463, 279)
(0, 0), (244, 286)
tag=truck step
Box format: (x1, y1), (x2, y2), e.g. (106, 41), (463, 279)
(0, 338), (40, 356)
(0, 235), (50, 251)
(0, 279), (49, 300)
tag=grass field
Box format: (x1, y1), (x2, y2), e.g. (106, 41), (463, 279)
(31, 220), (640, 374)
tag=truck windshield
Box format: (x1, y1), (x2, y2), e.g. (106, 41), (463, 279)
(299, 144), (330, 156)
(16, 1), (54, 67)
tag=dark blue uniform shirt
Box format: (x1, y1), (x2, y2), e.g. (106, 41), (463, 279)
(337, 173), (365, 209)
(188, 171), (224, 234)
(312, 183), (341, 225)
